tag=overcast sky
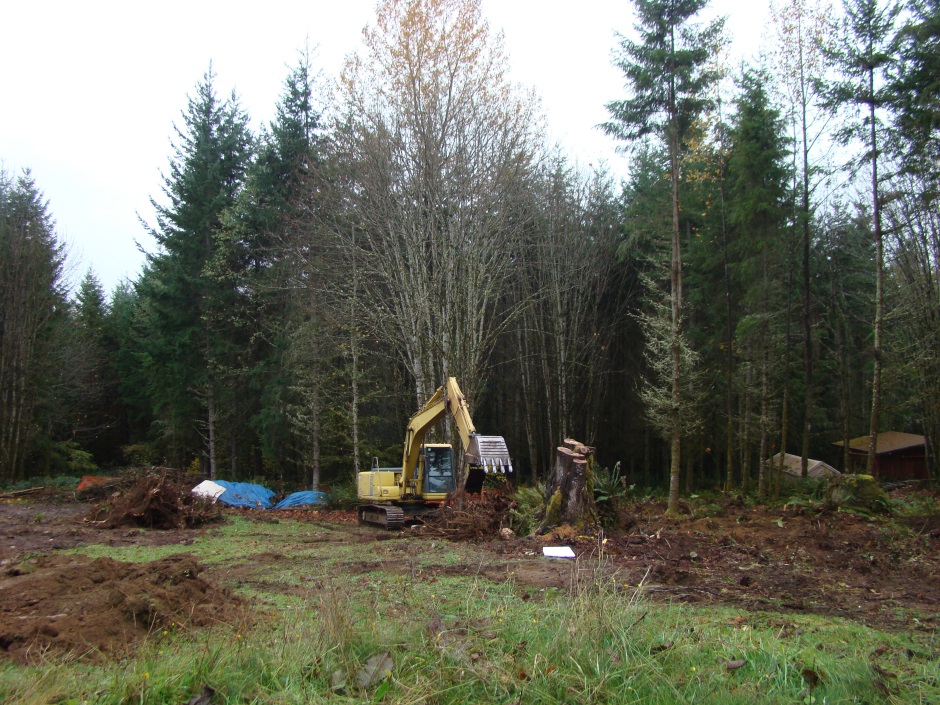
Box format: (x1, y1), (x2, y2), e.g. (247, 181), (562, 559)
(0, 1), (771, 294)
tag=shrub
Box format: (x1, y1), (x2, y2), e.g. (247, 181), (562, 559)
(51, 441), (98, 474)
(507, 484), (544, 536)
(122, 443), (157, 466)
(327, 479), (361, 510)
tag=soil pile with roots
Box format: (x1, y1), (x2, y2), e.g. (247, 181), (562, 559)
(424, 492), (515, 540)
(0, 553), (243, 663)
(85, 472), (221, 530)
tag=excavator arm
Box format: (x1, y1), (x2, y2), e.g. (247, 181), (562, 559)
(401, 377), (512, 493)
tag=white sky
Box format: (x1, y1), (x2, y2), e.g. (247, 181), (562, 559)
(0, 1), (771, 294)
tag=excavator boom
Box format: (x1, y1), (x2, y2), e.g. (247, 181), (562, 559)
(357, 377), (512, 527)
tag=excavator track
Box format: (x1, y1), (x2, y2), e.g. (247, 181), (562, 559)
(358, 504), (405, 530)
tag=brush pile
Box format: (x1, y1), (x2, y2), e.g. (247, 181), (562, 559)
(85, 471), (221, 529)
(424, 491), (514, 540)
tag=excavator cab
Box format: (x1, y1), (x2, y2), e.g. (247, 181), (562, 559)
(422, 444), (456, 494)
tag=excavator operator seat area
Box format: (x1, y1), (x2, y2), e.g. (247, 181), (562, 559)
(422, 444), (456, 494)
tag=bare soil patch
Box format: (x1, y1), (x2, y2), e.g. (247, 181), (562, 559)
(482, 499), (940, 631)
(0, 487), (937, 665)
(0, 552), (243, 664)
(0, 499), (201, 557)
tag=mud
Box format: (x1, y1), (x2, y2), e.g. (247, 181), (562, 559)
(471, 500), (940, 631)
(0, 500), (201, 556)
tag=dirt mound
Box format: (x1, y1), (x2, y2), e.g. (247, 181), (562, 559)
(0, 553), (243, 663)
(85, 472), (221, 530)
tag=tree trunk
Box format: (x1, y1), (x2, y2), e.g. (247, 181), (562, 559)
(800, 80), (813, 481)
(866, 83), (883, 479)
(758, 246), (771, 499)
(759, 343), (770, 499)
(350, 227), (361, 476)
(207, 385), (217, 481)
(719, 101), (735, 494)
(668, 109), (684, 515)
(537, 439), (599, 533)
(741, 364), (752, 493)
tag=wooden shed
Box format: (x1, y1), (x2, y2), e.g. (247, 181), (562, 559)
(833, 432), (929, 481)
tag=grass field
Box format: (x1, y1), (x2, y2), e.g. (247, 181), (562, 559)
(1, 514), (937, 704)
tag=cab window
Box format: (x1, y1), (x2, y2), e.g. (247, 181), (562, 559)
(424, 447), (455, 493)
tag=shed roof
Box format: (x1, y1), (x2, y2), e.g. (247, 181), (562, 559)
(833, 431), (926, 454)
(769, 453), (840, 479)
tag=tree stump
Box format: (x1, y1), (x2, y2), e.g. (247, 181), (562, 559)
(536, 438), (599, 534)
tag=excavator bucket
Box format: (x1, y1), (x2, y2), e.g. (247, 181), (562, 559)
(463, 434), (513, 494)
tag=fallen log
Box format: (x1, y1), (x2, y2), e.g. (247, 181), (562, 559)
(0, 487), (44, 499)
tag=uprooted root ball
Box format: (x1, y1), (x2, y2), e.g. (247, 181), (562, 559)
(85, 472), (221, 530)
(423, 492), (515, 540)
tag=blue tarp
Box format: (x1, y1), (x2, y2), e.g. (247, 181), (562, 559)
(213, 481), (276, 509)
(272, 490), (328, 510)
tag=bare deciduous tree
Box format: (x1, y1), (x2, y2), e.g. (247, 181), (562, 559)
(334, 0), (541, 407)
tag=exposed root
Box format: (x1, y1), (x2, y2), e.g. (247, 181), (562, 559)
(423, 491), (514, 541)
(85, 471), (221, 530)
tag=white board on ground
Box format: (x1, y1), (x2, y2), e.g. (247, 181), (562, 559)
(543, 546), (576, 559)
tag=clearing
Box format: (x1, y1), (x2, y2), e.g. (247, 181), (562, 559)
(0, 486), (938, 703)
(0, 489), (937, 658)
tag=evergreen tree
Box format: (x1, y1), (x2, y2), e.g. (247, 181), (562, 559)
(139, 67), (252, 474)
(603, 0), (726, 513)
(0, 169), (68, 480)
(106, 281), (154, 455)
(726, 69), (790, 496)
(820, 0), (899, 477)
(219, 48), (331, 486)
(893, 0), (940, 189)
(71, 270), (123, 463)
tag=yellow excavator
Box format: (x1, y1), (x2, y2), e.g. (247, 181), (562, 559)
(357, 377), (513, 528)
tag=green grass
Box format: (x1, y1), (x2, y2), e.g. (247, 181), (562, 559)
(3, 516), (938, 704)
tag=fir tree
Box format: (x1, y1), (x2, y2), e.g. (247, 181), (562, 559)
(139, 67), (252, 474)
(726, 69), (790, 497)
(604, 0), (726, 513)
(0, 170), (68, 480)
(820, 0), (900, 477)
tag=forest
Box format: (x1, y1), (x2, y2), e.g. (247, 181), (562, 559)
(1, 0), (938, 510)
